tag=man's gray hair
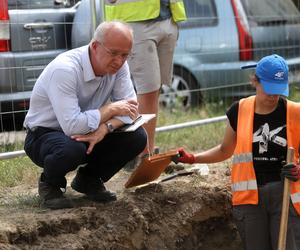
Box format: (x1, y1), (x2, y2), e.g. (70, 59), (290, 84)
(93, 21), (133, 43)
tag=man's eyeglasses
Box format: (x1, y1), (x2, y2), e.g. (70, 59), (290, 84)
(97, 41), (130, 60)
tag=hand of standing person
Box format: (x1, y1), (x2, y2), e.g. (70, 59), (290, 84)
(177, 148), (196, 164)
(281, 163), (300, 182)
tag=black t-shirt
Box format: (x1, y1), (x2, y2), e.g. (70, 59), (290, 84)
(226, 97), (287, 185)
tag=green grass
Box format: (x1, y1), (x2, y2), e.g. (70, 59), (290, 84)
(0, 157), (39, 188)
(156, 106), (226, 153)
(0, 142), (24, 153)
(290, 83), (300, 101)
(0, 192), (41, 209)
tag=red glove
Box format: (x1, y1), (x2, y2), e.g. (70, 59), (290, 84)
(177, 148), (195, 164)
(281, 163), (300, 182)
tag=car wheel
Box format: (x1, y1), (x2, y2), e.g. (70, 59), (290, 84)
(159, 66), (202, 109)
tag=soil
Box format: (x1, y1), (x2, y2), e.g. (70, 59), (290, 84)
(0, 163), (243, 250)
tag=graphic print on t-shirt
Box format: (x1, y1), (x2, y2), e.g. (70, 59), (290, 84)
(253, 123), (286, 154)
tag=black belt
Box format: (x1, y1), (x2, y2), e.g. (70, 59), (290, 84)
(25, 126), (37, 133)
(26, 126), (58, 137)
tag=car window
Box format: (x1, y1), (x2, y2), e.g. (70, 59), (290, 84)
(241, 0), (300, 25)
(8, 0), (79, 9)
(182, 0), (217, 28)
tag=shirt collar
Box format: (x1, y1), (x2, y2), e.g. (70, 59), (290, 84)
(81, 45), (97, 82)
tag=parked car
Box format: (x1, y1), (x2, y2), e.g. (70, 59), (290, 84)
(0, 0), (80, 130)
(1, 0), (300, 131)
(161, 0), (300, 107)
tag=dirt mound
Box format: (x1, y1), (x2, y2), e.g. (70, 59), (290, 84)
(0, 164), (242, 250)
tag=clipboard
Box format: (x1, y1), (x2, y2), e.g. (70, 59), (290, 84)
(115, 114), (156, 132)
(125, 150), (179, 188)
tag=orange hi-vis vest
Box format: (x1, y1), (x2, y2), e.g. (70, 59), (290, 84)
(232, 96), (300, 214)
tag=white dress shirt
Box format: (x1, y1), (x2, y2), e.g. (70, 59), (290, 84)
(24, 45), (136, 136)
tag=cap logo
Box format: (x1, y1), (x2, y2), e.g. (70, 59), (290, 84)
(274, 71), (284, 79)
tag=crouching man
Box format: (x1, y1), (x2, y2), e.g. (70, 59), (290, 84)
(23, 21), (147, 209)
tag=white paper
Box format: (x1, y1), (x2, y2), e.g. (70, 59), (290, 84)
(115, 114), (156, 132)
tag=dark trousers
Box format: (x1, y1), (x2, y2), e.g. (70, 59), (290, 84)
(24, 126), (147, 187)
(232, 181), (300, 250)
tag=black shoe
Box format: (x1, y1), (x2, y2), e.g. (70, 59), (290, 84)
(38, 174), (73, 209)
(71, 168), (116, 203)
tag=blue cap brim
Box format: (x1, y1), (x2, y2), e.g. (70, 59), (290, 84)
(241, 64), (257, 69)
(260, 80), (289, 97)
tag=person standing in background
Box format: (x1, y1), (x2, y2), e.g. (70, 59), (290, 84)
(105, 0), (186, 161)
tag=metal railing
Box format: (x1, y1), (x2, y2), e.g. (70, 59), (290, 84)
(0, 115), (227, 160)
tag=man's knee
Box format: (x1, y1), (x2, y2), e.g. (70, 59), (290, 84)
(131, 127), (147, 151)
(45, 141), (86, 172)
(114, 126), (147, 156)
(64, 141), (87, 168)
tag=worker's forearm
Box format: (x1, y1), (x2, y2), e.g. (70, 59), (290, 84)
(99, 105), (115, 123)
(194, 144), (232, 164)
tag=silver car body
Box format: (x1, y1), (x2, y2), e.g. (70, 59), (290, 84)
(169, 0), (300, 106)
(0, 0), (78, 129)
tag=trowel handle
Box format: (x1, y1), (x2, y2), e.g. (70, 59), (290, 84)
(171, 153), (181, 164)
(278, 147), (294, 250)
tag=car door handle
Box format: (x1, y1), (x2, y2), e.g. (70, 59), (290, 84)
(23, 22), (54, 30)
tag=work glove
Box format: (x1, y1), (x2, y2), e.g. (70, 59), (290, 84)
(281, 163), (300, 182)
(177, 148), (195, 164)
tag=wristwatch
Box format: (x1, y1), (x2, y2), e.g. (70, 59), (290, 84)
(105, 122), (115, 133)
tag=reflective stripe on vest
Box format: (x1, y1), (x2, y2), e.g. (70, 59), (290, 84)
(104, 0), (186, 22)
(231, 180), (257, 192)
(291, 192), (300, 203)
(105, 0), (159, 22)
(232, 153), (253, 165)
(105, 0), (134, 4)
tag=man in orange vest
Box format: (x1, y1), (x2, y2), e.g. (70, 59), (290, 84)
(177, 54), (300, 250)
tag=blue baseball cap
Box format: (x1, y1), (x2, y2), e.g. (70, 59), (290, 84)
(241, 54), (289, 97)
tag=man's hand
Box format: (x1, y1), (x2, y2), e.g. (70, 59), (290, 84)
(108, 99), (139, 120)
(177, 148), (195, 164)
(281, 163), (300, 182)
(71, 124), (107, 154)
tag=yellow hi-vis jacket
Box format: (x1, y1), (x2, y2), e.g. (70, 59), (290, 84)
(104, 0), (187, 23)
(232, 96), (300, 214)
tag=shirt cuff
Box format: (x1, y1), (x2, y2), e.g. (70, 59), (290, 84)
(86, 109), (100, 131)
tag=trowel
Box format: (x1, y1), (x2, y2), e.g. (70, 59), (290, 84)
(124, 150), (180, 188)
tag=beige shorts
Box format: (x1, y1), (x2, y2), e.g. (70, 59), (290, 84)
(127, 18), (179, 94)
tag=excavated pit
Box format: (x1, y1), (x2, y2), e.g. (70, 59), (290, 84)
(0, 165), (242, 250)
